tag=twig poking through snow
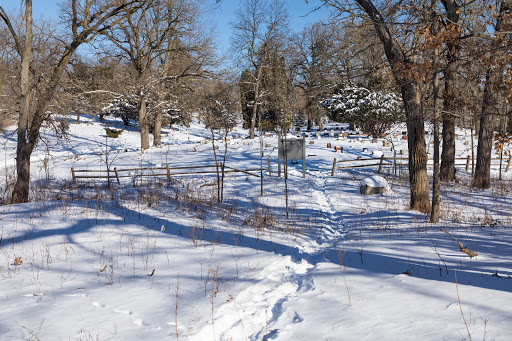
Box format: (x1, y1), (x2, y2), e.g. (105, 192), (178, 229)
(455, 270), (472, 341)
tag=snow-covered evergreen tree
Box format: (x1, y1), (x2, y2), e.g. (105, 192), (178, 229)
(322, 86), (404, 137)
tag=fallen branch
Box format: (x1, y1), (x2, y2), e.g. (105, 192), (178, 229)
(441, 229), (478, 257)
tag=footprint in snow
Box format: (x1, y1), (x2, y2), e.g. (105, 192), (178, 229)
(113, 308), (133, 315)
(133, 319), (150, 327)
(293, 312), (304, 323)
(92, 301), (106, 308)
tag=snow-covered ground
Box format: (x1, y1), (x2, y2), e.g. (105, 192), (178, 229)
(0, 115), (511, 340)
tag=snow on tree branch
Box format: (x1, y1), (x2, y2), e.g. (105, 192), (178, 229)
(322, 86), (404, 137)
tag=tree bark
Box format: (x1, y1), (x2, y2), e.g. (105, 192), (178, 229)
(153, 109), (162, 147)
(440, 0), (460, 182)
(473, 69), (497, 189)
(440, 113), (456, 181)
(355, 0), (430, 213)
(11, 0), (33, 204)
(250, 66), (263, 139)
(473, 0), (512, 188)
(403, 84), (431, 213)
(430, 47), (441, 223)
(139, 92), (150, 150)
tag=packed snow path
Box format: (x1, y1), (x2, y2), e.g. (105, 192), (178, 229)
(1, 117), (512, 340)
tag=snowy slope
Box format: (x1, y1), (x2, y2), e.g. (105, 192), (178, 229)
(0, 115), (511, 340)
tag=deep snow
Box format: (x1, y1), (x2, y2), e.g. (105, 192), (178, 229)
(0, 115), (511, 340)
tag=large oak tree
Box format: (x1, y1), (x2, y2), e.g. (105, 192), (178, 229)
(0, 0), (147, 203)
(320, 0), (431, 213)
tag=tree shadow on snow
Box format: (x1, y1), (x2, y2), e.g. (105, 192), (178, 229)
(3, 199), (512, 296)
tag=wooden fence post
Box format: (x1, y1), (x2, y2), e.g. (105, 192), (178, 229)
(267, 157), (272, 176)
(393, 150), (397, 177)
(331, 158), (337, 176)
(166, 164), (171, 182)
(114, 167), (120, 185)
(377, 154), (384, 174)
(465, 155), (471, 172)
(71, 168), (76, 184)
(506, 155), (512, 173)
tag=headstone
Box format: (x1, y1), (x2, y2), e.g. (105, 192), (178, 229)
(360, 175), (389, 195)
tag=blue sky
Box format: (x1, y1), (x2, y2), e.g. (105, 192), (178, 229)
(1, 1), (59, 18)
(2, 0), (330, 56)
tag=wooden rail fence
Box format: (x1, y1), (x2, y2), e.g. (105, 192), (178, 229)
(331, 155), (512, 176)
(71, 163), (270, 184)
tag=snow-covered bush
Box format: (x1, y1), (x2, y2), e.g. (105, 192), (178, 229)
(162, 101), (191, 128)
(104, 127), (124, 138)
(101, 96), (138, 125)
(322, 86), (404, 137)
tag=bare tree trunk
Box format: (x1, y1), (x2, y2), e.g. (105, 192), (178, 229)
(222, 130), (229, 202)
(471, 117), (475, 175)
(356, 0), (430, 213)
(153, 109), (162, 147)
(473, 0), (512, 188)
(250, 67), (263, 139)
(440, 114), (456, 181)
(403, 84), (431, 213)
(307, 113), (312, 131)
(250, 98), (258, 139)
(11, 0), (33, 204)
(473, 70), (497, 189)
(211, 128), (220, 202)
(430, 47), (441, 223)
(139, 91), (150, 150)
(1, 0), (145, 203)
(440, 0), (460, 182)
